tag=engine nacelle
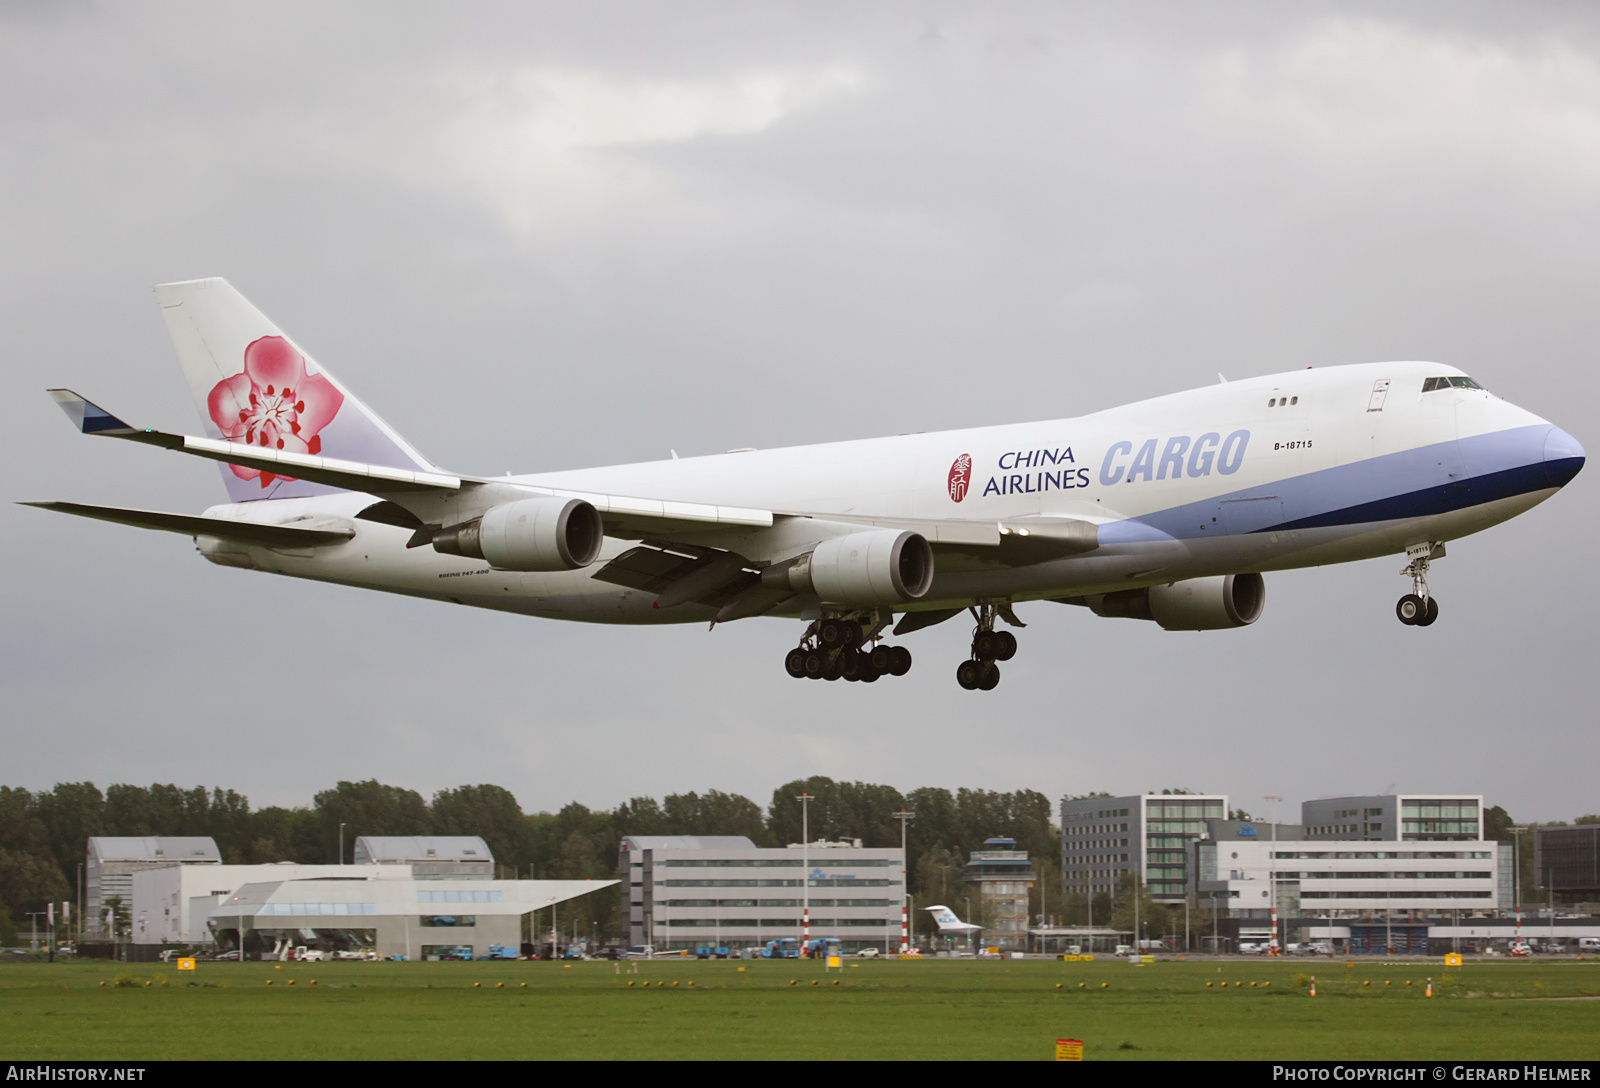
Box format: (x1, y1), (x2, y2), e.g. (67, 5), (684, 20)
(762, 529), (935, 606)
(431, 496), (603, 571)
(1086, 573), (1265, 631)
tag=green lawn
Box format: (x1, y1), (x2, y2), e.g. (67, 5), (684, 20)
(3, 957), (1598, 1061)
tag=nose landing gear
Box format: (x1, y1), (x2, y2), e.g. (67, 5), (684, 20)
(1396, 542), (1442, 627)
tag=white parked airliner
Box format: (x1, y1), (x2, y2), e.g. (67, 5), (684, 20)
(30, 279), (1584, 690)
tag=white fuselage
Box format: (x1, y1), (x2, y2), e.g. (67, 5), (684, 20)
(198, 361), (1578, 625)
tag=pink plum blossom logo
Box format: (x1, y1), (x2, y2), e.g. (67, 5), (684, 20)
(207, 336), (343, 487)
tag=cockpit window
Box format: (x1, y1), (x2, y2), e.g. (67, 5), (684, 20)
(1422, 376), (1484, 392)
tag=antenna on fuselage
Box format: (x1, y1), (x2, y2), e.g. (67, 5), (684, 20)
(1217, 373), (1228, 384)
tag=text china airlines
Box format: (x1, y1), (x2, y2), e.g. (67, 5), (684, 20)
(950, 430), (1251, 500)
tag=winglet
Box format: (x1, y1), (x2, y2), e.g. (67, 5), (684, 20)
(47, 389), (138, 435)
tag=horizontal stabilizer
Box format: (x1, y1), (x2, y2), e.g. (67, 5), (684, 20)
(20, 501), (356, 547)
(46, 390), (462, 495)
(48, 389), (138, 435)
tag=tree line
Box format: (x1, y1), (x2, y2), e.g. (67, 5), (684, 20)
(4, 781), (1584, 945)
(0, 777), (1055, 943)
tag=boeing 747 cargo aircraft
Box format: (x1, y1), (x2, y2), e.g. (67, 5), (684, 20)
(29, 279), (1584, 689)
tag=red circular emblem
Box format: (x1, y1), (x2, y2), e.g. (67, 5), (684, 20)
(948, 453), (972, 502)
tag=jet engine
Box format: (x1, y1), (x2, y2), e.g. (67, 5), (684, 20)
(1083, 573), (1265, 631)
(762, 529), (935, 606)
(431, 496), (604, 571)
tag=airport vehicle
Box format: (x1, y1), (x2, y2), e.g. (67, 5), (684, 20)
(802, 937), (841, 958)
(762, 938), (800, 959)
(694, 946), (730, 959)
(31, 280), (1584, 689)
(856, 947), (880, 958)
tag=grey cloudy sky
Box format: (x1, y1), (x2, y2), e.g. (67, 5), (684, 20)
(3, 2), (1596, 821)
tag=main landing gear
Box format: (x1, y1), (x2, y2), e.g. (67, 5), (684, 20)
(1395, 541), (1442, 627)
(956, 603), (1019, 691)
(784, 613), (913, 683)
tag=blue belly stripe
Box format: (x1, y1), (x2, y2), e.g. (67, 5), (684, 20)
(1098, 424), (1573, 544)
(1270, 458), (1578, 533)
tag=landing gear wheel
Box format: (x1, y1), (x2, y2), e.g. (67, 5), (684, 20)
(1396, 594), (1425, 625)
(859, 654), (881, 683)
(818, 619), (845, 647)
(822, 657), (843, 682)
(803, 650), (826, 679)
(993, 631), (1017, 661)
(1416, 597), (1440, 627)
(785, 648), (808, 678)
(973, 631), (999, 660)
(841, 622), (862, 648)
(889, 646), (912, 676)
(869, 645), (895, 673)
(840, 652), (864, 681)
(977, 662), (1001, 690)
(956, 660), (982, 690)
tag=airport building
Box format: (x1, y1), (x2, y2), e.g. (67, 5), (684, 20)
(112, 835), (617, 960)
(132, 863), (395, 947)
(961, 837), (1035, 951)
(1535, 825), (1600, 899)
(619, 835), (904, 953)
(1059, 794), (1228, 902)
(1194, 836), (1509, 916)
(1302, 794), (1484, 842)
(206, 874), (615, 961)
(352, 836), (495, 879)
(87, 837), (221, 937)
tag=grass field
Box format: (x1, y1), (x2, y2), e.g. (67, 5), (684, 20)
(3, 956), (1598, 1061)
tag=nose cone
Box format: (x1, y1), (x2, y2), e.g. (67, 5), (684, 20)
(1544, 426), (1585, 488)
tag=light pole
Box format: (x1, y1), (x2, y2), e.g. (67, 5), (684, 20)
(1510, 825), (1530, 948)
(893, 808), (914, 953)
(797, 792), (813, 952)
(1264, 793), (1281, 954)
(339, 823), (347, 866)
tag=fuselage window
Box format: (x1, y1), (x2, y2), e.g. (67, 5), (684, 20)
(1290, 396), (1298, 405)
(1268, 398), (1277, 407)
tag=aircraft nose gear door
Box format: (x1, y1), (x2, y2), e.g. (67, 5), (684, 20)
(1395, 541), (1443, 627)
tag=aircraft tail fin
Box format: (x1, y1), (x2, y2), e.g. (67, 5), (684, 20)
(153, 278), (440, 502)
(924, 904), (974, 930)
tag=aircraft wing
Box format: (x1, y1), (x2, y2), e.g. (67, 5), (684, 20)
(45, 390), (776, 538)
(45, 391), (1097, 586)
